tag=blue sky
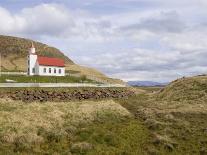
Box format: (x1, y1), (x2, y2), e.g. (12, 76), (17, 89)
(0, 0), (207, 82)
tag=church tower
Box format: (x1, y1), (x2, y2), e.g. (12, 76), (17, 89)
(27, 42), (37, 76)
(30, 42), (36, 54)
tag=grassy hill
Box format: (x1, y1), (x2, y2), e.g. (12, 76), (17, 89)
(157, 75), (207, 102)
(0, 96), (152, 154)
(118, 75), (207, 154)
(0, 75), (207, 154)
(0, 35), (73, 71)
(0, 35), (124, 84)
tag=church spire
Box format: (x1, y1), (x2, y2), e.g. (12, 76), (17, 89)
(29, 41), (36, 54)
(31, 41), (34, 48)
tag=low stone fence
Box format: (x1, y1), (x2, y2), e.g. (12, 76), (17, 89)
(0, 88), (134, 102)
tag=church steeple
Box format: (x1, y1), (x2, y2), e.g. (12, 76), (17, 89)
(29, 41), (36, 54)
(31, 42), (34, 48)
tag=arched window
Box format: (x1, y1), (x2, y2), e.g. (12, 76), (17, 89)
(44, 68), (46, 73)
(59, 69), (61, 74)
(49, 68), (51, 73)
(54, 68), (56, 73)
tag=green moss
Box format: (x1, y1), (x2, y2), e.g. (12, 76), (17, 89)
(72, 119), (151, 155)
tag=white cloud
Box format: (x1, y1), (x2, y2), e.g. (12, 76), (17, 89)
(0, 3), (114, 42)
(20, 4), (73, 35)
(0, 7), (26, 33)
(0, 1), (207, 82)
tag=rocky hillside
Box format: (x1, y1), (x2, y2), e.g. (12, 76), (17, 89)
(0, 35), (124, 84)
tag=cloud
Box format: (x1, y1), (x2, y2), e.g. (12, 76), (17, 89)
(21, 4), (73, 36)
(0, 7), (26, 33)
(0, 3), (114, 41)
(0, 1), (207, 82)
(121, 11), (186, 34)
(78, 46), (207, 82)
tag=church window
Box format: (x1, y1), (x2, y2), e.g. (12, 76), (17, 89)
(54, 68), (56, 73)
(44, 68), (46, 73)
(32, 68), (35, 73)
(49, 68), (51, 73)
(59, 69), (61, 74)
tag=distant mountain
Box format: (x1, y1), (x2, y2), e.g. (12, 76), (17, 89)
(127, 81), (168, 87)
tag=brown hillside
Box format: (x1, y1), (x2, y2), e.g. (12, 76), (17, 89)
(0, 35), (125, 84)
(157, 75), (207, 102)
(0, 35), (73, 71)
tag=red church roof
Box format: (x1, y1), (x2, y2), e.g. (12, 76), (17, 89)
(37, 56), (65, 67)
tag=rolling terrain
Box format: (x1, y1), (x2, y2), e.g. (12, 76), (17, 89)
(119, 75), (207, 154)
(0, 35), (123, 84)
(0, 75), (206, 154)
(0, 36), (206, 155)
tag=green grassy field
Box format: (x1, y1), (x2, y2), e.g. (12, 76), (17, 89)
(0, 75), (96, 83)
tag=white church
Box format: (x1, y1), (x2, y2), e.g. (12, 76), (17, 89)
(27, 42), (65, 76)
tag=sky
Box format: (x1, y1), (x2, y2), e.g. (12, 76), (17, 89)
(0, 0), (207, 82)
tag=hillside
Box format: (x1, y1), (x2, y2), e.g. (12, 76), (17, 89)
(0, 87), (150, 154)
(0, 35), (123, 84)
(0, 75), (207, 154)
(157, 75), (207, 102)
(118, 75), (207, 154)
(0, 35), (74, 70)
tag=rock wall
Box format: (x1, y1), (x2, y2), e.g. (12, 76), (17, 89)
(0, 88), (134, 102)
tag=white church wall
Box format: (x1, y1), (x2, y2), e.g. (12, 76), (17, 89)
(28, 54), (37, 76)
(38, 65), (65, 76)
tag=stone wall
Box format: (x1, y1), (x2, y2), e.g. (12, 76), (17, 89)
(0, 88), (134, 102)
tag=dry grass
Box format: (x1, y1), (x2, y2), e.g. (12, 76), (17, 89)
(118, 79), (207, 155)
(1, 55), (17, 71)
(1, 55), (27, 71)
(0, 99), (131, 147)
(66, 64), (106, 78)
(13, 57), (27, 71)
(157, 75), (207, 102)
